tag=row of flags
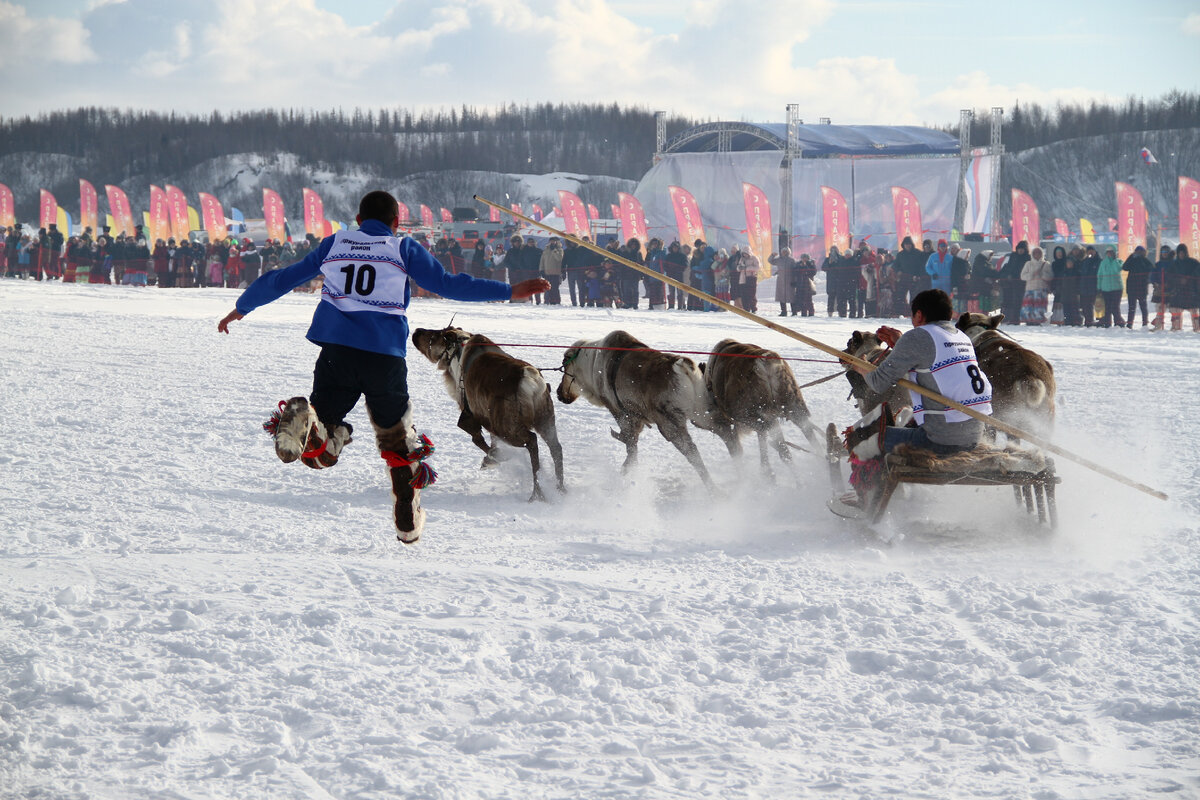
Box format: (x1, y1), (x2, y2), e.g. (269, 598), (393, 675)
(1011, 177), (1200, 259)
(5, 176), (1198, 265)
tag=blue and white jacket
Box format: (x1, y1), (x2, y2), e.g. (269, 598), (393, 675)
(235, 219), (513, 357)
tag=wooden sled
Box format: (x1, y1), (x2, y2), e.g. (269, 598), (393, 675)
(829, 434), (1061, 529)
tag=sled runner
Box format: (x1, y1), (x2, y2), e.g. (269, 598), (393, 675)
(828, 439), (1060, 529)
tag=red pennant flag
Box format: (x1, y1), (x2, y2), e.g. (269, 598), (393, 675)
(105, 185), (136, 237)
(890, 186), (923, 249)
(668, 186), (706, 246)
(440, 207), (453, 223)
(166, 185), (189, 241)
(1054, 218), (1070, 239)
(396, 202), (410, 223)
(0, 182), (14, 228)
(79, 180), (98, 233)
(1107, 217), (1118, 232)
(488, 205), (499, 223)
(532, 204), (544, 221)
(510, 203), (522, 216)
(148, 185), (170, 244)
(40, 189), (58, 230)
(820, 186), (850, 253)
(1115, 182), (1147, 260)
(197, 192), (226, 242)
(262, 188), (287, 242)
(616, 192), (647, 249)
(1179, 177), (1200, 258)
(610, 204), (620, 220)
(302, 188), (326, 238)
(587, 204), (599, 221)
(419, 205), (434, 227)
(557, 190), (589, 237)
(742, 182), (773, 279)
(1010, 189), (1039, 248)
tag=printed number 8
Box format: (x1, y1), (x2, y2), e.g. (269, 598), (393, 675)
(339, 264), (376, 296)
(966, 364), (985, 394)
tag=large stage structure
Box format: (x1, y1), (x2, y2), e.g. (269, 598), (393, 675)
(637, 110), (1000, 269)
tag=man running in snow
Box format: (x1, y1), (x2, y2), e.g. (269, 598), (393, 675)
(218, 190), (548, 542)
(831, 289), (992, 518)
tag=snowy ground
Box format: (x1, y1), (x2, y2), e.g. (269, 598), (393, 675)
(2, 279), (1198, 799)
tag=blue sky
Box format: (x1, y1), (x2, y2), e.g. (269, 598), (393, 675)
(3, 0), (1197, 126)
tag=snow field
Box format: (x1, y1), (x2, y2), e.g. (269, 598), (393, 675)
(1, 280), (1197, 799)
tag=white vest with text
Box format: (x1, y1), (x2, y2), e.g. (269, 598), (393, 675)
(319, 229), (409, 317)
(908, 323), (993, 424)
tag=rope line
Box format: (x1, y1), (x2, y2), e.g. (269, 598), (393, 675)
(464, 340), (844, 365)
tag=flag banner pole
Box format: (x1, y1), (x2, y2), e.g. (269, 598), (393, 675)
(475, 194), (1167, 501)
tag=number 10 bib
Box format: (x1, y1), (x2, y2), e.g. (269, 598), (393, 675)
(318, 230), (410, 317)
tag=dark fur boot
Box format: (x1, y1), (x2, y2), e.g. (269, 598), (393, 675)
(301, 422), (353, 469)
(374, 411), (432, 544)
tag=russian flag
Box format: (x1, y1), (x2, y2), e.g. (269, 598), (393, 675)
(1140, 147), (1158, 164)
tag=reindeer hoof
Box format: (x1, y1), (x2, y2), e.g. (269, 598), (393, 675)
(529, 486), (548, 503)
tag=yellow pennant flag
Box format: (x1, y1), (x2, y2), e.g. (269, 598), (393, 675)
(1079, 218), (1096, 244)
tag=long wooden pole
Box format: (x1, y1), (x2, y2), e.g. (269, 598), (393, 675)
(476, 195), (1168, 501)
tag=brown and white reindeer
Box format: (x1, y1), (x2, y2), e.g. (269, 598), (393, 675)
(556, 330), (738, 489)
(701, 338), (825, 477)
(411, 325), (565, 502)
(842, 330), (914, 424)
(955, 312), (1056, 438)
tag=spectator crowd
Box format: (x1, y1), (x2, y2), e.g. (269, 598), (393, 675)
(4, 220), (1197, 332)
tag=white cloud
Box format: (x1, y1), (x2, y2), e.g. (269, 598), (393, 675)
(0, 0), (96, 68)
(1185, 13), (1200, 36)
(919, 71), (1109, 122)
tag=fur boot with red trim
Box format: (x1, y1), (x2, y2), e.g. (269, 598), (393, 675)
(374, 410), (437, 544)
(264, 397), (352, 469)
(827, 403), (893, 519)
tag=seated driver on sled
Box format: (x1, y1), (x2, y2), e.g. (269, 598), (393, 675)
(833, 289), (993, 517)
(218, 190), (549, 543)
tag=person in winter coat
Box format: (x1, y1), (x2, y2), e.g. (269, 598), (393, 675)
(999, 241), (1030, 321)
(1165, 243), (1200, 331)
(241, 238), (262, 285)
(663, 240), (688, 309)
(618, 239), (643, 309)
(769, 248), (796, 316)
(736, 247), (760, 312)
(949, 244), (971, 313)
(1019, 247), (1053, 325)
(713, 248), (731, 304)
(692, 239), (716, 311)
(217, 190), (549, 544)
(924, 239), (953, 295)
(795, 252), (817, 317)
(1077, 246), (1101, 326)
(152, 239), (170, 287)
(539, 238), (564, 304)
(1095, 247), (1126, 327)
(892, 236), (927, 309)
(642, 238), (666, 309)
(1122, 245), (1155, 327)
(1151, 245), (1174, 329)
(823, 246), (847, 317)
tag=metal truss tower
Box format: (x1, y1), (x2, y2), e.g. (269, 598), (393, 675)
(990, 106), (1005, 240)
(953, 109), (973, 234)
(654, 110), (666, 164)
(782, 103), (802, 249)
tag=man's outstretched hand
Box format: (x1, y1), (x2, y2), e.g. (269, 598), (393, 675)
(218, 309), (244, 333)
(510, 278), (551, 301)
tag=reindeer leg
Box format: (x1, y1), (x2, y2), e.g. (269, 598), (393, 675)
(658, 418), (715, 490)
(611, 415), (643, 471)
(524, 432), (546, 502)
(456, 410), (496, 468)
(536, 417), (566, 493)
(757, 428), (777, 483)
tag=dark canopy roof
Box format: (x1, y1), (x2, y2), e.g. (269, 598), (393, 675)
(663, 122), (958, 157)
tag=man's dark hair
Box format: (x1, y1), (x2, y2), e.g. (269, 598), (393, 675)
(911, 289), (953, 322)
(359, 190), (400, 224)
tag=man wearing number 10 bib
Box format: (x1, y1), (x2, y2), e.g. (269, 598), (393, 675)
(218, 191), (549, 543)
(836, 289), (992, 515)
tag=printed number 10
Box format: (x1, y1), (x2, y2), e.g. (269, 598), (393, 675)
(340, 264), (376, 296)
